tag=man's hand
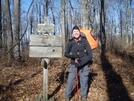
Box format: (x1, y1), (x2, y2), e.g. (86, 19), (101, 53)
(75, 58), (79, 62)
(74, 58), (80, 67)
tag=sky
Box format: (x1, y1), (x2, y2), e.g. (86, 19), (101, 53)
(21, 0), (33, 12)
(21, 0), (134, 35)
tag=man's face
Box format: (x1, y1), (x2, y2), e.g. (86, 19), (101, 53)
(72, 29), (80, 39)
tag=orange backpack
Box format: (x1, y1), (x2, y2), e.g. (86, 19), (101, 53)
(80, 29), (98, 50)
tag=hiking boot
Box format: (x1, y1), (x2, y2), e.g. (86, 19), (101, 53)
(81, 98), (87, 101)
(65, 98), (70, 101)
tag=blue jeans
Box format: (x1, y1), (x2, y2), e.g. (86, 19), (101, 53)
(65, 64), (89, 99)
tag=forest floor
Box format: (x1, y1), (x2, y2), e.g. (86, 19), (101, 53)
(0, 50), (134, 101)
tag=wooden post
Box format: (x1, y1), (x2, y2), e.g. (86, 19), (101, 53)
(41, 58), (50, 101)
(29, 16), (62, 101)
(41, 16), (49, 101)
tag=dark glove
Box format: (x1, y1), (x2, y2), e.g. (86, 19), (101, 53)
(74, 62), (81, 68)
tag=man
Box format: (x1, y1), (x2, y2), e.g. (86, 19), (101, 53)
(64, 25), (93, 101)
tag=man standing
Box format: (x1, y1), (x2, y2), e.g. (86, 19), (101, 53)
(64, 25), (93, 101)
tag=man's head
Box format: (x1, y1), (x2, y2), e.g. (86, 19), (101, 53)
(72, 25), (80, 39)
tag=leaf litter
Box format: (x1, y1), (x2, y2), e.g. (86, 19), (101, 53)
(0, 51), (134, 101)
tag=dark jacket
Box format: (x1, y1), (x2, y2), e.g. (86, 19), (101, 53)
(64, 35), (92, 67)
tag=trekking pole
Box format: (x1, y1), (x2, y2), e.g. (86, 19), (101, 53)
(74, 67), (80, 101)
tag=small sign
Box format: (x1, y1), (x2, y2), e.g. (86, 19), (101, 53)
(30, 35), (62, 46)
(29, 35), (62, 58)
(29, 47), (62, 57)
(37, 24), (54, 33)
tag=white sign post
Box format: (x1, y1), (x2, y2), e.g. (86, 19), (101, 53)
(29, 16), (62, 101)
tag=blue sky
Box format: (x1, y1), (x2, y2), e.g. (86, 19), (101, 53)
(21, 0), (33, 11)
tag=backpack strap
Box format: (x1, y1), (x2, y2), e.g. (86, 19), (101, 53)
(80, 33), (86, 37)
(80, 37), (88, 51)
(69, 37), (74, 42)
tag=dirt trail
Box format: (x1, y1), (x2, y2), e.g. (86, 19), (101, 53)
(0, 51), (134, 101)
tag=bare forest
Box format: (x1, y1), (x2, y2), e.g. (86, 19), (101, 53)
(0, 0), (134, 101)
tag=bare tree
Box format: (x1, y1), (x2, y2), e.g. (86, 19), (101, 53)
(61, 0), (65, 53)
(66, 0), (71, 40)
(130, 0), (133, 45)
(3, 0), (13, 63)
(0, 0), (2, 57)
(14, 0), (21, 61)
(83, 0), (90, 29)
(49, 0), (56, 35)
(120, 5), (123, 45)
(29, 6), (35, 35)
(125, 0), (129, 45)
(100, 0), (106, 53)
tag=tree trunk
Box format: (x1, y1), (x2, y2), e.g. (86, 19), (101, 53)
(120, 7), (123, 46)
(67, 0), (71, 39)
(80, 2), (83, 28)
(61, 0), (65, 54)
(95, 10), (99, 37)
(0, 0), (2, 57)
(45, 0), (48, 16)
(14, 0), (21, 61)
(125, 0), (129, 45)
(100, 0), (106, 54)
(83, 0), (90, 29)
(39, 5), (41, 24)
(132, 12), (134, 44)
(3, 0), (13, 63)
(130, 4), (133, 45)
(50, 0), (56, 35)
(30, 7), (34, 35)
